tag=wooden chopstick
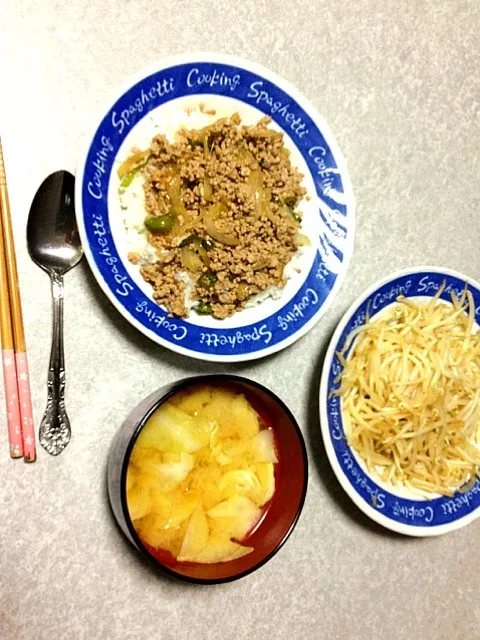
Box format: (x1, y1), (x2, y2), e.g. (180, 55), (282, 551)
(0, 139), (36, 462)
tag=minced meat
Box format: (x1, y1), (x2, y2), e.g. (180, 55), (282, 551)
(125, 113), (307, 319)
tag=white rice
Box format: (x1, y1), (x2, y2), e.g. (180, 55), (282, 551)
(119, 174), (157, 265)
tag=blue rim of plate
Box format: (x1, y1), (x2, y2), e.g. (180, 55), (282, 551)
(320, 267), (480, 536)
(75, 53), (355, 362)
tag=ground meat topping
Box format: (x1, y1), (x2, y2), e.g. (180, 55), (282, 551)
(124, 113), (307, 319)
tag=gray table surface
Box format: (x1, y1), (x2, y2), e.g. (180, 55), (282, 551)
(1, 1), (479, 639)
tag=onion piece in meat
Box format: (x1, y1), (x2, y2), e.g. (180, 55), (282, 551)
(195, 244), (210, 267)
(165, 170), (189, 229)
(117, 150), (150, 178)
(205, 218), (241, 246)
(237, 146), (256, 165)
(203, 136), (210, 160)
(236, 283), (248, 300)
(252, 259), (269, 271)
(203, 175), (213, 202)
(204, 204), (240, 246)
(179, 207), (206, 235)
(170, 215), (181, 238)
(247, 169), (271, 219)
(180, 246), (203, 273)
(179, 235), (210, 267)
(295, 233), (311, 246)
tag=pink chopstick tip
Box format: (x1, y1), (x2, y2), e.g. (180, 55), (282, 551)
(15, 352), (36, 462)
(2, 348), (23, 458)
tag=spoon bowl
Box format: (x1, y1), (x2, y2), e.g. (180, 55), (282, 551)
(27, 172), (83, 274)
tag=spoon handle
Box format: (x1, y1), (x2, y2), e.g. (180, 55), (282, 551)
(39, 272), (71, 455)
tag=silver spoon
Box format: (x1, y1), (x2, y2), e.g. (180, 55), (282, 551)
(27, 171), (83, 455)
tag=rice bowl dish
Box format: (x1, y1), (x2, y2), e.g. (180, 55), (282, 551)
(77, 53), (355, 361)
(115, 100), (313, 320)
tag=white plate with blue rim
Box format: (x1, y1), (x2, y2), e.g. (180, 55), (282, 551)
(75, 53), (354, 362)
(320, 266), (480, 536)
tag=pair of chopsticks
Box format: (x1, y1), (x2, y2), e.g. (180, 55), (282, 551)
(0, 139), (36, 462)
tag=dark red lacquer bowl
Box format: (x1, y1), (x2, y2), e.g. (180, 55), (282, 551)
(107, 375), (308, 584)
